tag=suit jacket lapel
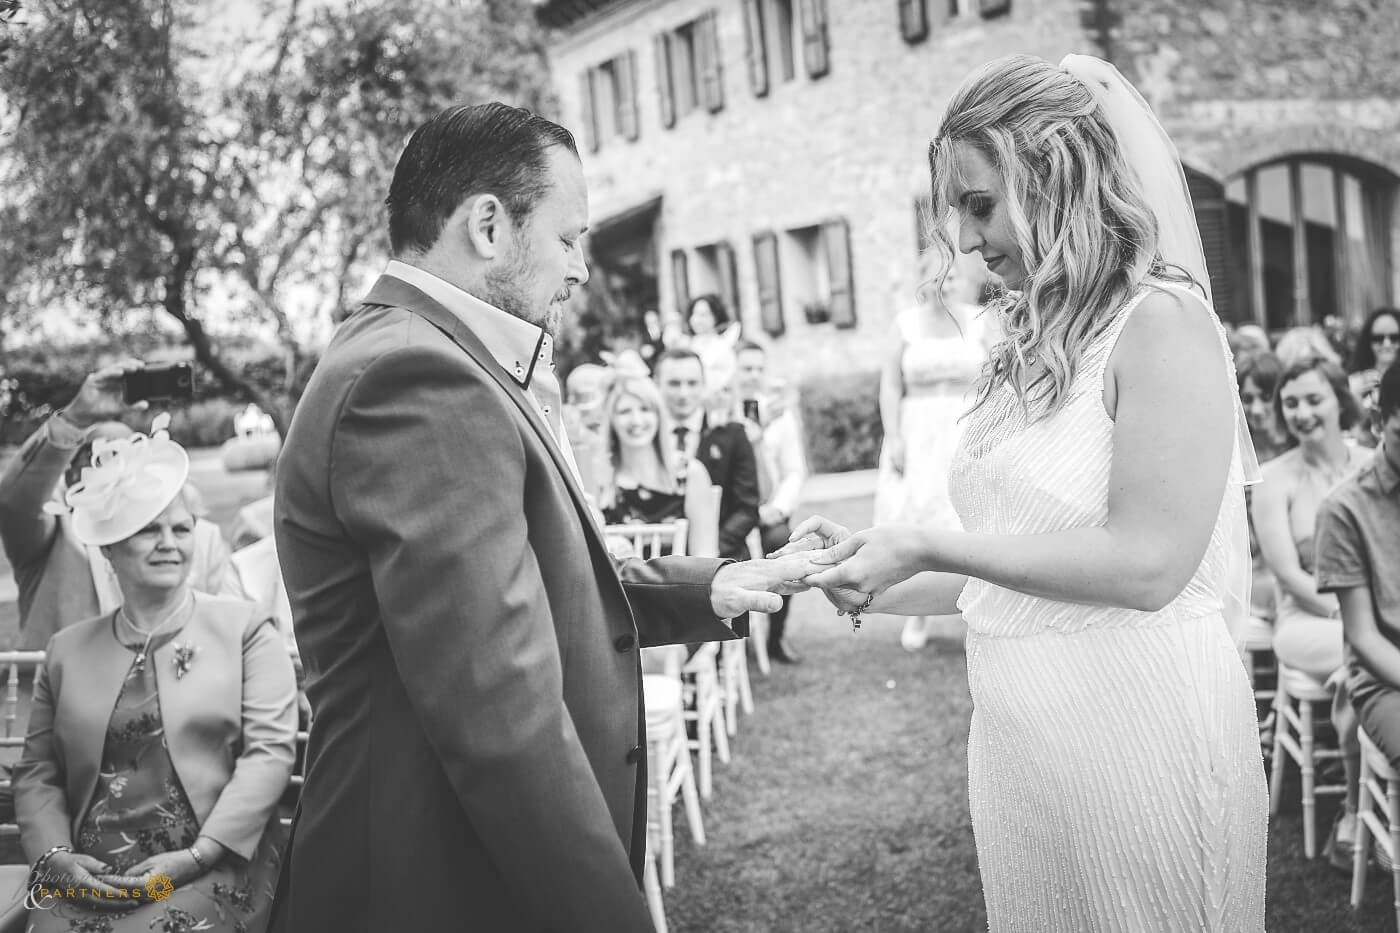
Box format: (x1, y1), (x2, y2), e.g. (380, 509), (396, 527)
(358, 276), (611, 550)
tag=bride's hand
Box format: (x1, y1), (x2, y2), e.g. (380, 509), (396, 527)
(803, 525), (931, 602)
(765, 515), (852, 558)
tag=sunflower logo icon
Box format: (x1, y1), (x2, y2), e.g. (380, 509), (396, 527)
(145, 872), (175, 902)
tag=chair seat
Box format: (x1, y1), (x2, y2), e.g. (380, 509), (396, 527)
(1279, 665), (1331, 701)
(1361, 728), (1399, 781)
(1241, 616), (1274, 652)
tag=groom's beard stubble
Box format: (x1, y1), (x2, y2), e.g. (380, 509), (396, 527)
(484, 234), (562, 336)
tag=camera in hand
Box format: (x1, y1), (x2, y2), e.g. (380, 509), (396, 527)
(123, 362), (195, 404)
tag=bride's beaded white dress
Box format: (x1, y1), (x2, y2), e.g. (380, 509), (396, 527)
(947, 284), (1268, 931)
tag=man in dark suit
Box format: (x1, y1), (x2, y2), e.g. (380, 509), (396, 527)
(654, 348), (761, 562)
(271, 104), (814, 933)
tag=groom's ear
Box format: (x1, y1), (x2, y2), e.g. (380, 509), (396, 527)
(457, 194), (509, 261)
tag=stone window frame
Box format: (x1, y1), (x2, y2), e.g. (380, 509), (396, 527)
(1219, 155), (1397, 330)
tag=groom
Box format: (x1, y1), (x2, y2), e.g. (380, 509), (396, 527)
(270, 104), (813, 932)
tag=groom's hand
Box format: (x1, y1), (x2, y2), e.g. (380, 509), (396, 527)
(710, 553), (822, 618)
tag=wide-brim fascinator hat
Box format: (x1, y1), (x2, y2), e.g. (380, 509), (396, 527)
(47, 413), (191, 547)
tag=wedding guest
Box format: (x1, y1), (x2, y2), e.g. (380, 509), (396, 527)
(686, 295), (741, 403)
(0, 363), (237, 651)
(731, 340), (808, 663)
(1276, 325), (1342, 367)
(1234, 323), (1272, 357)
(1236, 350), (1289, 622)
(1237, 350), (1291, 464)
(873, 257), (990, 651)
(13, 423), (297, 933)
(562, 362), (614, 501)
(654, 348), (760, 562)
(1317, 362), (1400, 802)
(1251, 356), (1367, 868)
(599, 375), (719, 558)
(1348, 307), (1400, 447)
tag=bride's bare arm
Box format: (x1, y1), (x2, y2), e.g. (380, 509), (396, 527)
(869, 571), (968, 616)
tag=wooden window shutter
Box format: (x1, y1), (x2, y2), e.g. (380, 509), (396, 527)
(899, 0), (928, 43)
(655, 33), (676, 129)
(979, 0), (1011, 18)
(1185, 168), (1232, 317)
(616, 51), (640, 141)
(671, 249), (691, 317)
(823, 219), (856, 328)
(578, 69), (599, 153)
(741, 0), (769, 97)
(799, 0), (830, 79)
(698, 11), (725, 113)
(716, 241), (741, 321)
(753, 232), (785, 337)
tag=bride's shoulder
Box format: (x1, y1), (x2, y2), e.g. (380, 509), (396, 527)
(1114, 286), (1222, 361)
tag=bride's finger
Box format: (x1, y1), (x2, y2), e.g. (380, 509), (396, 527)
(765, 532), (824, 558)
(809, 535), (863, 566)
(786, 516), (827, 542)
(804, 564), (857, 590)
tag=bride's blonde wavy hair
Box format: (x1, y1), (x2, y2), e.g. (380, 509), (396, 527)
(925, 54), (1197, 418)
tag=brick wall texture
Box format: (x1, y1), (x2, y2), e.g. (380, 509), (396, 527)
(544, 0), (1400, 382)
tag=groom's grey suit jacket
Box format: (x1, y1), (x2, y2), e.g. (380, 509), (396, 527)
(269, 276), (738, 933)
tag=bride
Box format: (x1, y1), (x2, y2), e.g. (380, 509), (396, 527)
(784, 54), (1267, 930)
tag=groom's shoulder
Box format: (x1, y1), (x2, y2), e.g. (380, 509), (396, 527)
(321, 302), (476, 377)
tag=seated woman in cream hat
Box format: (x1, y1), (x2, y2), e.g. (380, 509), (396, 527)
(12, 417), (297, 933)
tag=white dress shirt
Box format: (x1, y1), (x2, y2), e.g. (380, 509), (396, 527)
(383, 261), (585, 489)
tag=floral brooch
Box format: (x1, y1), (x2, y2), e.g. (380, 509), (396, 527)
(172, 641), (199, 680)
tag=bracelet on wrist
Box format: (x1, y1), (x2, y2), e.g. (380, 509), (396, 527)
(34, 843), (72, 877)
(187, 846), (208, 871)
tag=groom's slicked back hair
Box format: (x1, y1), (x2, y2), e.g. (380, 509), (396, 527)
(386, 102), (578, 256)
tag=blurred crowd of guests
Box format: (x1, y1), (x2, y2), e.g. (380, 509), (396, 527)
(1232, 307), (1400, 873)
(562, 295), (808, 664)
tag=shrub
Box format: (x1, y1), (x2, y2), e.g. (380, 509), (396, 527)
(798, 370), (883, 473)
(166, 399), (243, 448)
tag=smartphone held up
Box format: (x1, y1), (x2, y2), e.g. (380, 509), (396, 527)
(123, 362), (195, 405)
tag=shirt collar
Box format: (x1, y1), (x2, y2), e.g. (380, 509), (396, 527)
(673, 411), (705, 438)
(383, 260), (550, 388)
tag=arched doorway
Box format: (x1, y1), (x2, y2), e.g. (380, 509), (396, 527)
(1216, 154), (1396, 331)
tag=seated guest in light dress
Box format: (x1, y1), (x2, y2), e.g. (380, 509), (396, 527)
(1251, 356), (1368, 867)
(14, 421), (298, 933)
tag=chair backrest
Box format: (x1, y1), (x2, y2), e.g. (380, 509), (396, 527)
(604, 519), (690, 560)
(0, 651), (46, 842)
